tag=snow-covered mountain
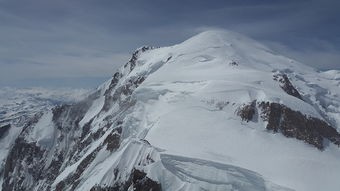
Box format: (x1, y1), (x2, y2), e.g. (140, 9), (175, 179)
(0, 87), (90, 126)
(1, 30), (340, 191)
(0, 87), (90, 188)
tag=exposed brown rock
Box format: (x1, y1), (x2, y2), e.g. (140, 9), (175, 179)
(273, 73), (303, 100)
(237, 100), (257, 122)
(259, 101), (340, 150)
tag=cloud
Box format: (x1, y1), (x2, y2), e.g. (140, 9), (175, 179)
(0, 0), (339, 87)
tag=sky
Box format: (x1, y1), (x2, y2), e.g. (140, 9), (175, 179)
(0, 0), (339, 88)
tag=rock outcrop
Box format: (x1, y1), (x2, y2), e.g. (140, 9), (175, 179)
(0, 124), (10, 139)
(273, 72), (303, 100)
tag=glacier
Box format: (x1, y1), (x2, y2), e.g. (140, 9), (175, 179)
(1, 30), (340, 191)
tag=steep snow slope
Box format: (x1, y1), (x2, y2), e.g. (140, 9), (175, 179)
(2, 30), (340, 191)
(0, 87), (89, 189)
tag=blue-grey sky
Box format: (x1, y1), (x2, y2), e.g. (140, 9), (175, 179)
(1, 0), (339, 87)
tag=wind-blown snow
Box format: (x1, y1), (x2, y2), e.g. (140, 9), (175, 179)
(25, 111), (55, 148)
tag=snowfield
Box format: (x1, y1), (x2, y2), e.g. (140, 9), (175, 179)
(1, 30), (340, 191)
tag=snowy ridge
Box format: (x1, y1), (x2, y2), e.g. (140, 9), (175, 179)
(1, 30), (340, 191)
(0, 87), (90, 190)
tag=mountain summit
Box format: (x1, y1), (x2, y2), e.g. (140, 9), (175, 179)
(1, 30), (340, 191)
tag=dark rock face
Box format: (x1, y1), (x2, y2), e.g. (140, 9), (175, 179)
(124, 46), (153, 72)
(1, 94), (98, 190)
(103, 75), (146, 112)
(0, 124), (10, 139)
(104, 46), (153, 99)
(3, 138), (45, 191)
(52, 98), (93, 131)
(89, 169), (161, 191)
(56, 146), (103, 191)
(273, 73), (303, 100)
(46, 152), (64, 182)
(89, 186), (121, 191)
(236, 100), (340, 150)
(229, 61), (238, 66)
(53, 122), (123, 190)
(131, 169), (161, 191)
(259, 101), (340, 150)
(104, 130), (121, 152)
(237, 100), (256, 122)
